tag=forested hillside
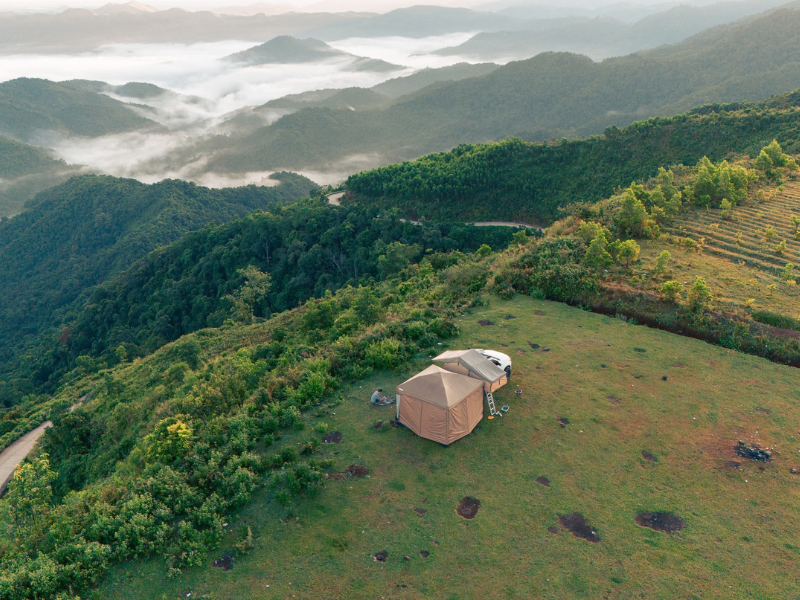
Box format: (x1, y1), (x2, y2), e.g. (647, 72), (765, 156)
(0, 173), (317, 398)
(347, 92), (800, 223)
(29, 200), (518, 398)
(0, 78), (158, 139)
(204, 8), (800, 175)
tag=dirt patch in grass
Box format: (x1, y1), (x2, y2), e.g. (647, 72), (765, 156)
(373, 550), (388, 562)
(534, 310), (545, 316)
(641, 451), (658, 463)
(727, 460), (741, 469)
(528, 342), (540, 349)
(373, 421), (384, 430)
(420, 550), (430, 558)
(635, 512), (686, 534)
(516, 350), (526, 356)
(559, 513), (600, 542)
(328, 464), (370, 480)
(456, 496), (481, 519)
(478, 320), (495, 326)
(414, 508), (427, 515)
(557, 416), (569, 427)
(348, 465), (369, 477)
(536, 476), (550, 487)
(736, 441), (772, 461)
(504, 315), (516, 320)
(212, 552), (234, 571)
(547, 526), (560, 535)
(322, 431), (342, 444)
(756, 408), (771, 415)
(607, 395), (620, 405)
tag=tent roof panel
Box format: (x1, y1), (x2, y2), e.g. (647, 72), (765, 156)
(396, 365), (484, 408)
(433, 349), (506, 383)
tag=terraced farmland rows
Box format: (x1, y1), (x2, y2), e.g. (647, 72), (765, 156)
(666, 178), (800, 275)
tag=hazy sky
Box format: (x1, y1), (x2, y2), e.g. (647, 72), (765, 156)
(0, 0), (690, 13)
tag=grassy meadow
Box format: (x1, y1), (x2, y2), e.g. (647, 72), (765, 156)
(95, 296), (800, 599)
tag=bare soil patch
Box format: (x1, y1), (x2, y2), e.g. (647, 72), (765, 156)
(373, 421), (383, 430)
(534, 310), (545, 316)
(727, 460), (741, 469)
(528, 342), (540, 349)
(478, 320), (495, 326)
(373, 550), (388, 562)
(559, 513), (600, 542)
(516, 350), (526, 356)
(212, 552), (234, 571)
(635, 512), (686, 534)
(504, 315), (516, 320)
(756, 408), (771, 415)
(322, 431), (342, 444)
(327, 464), (370, 480)
(420, 550), (430, 558)
(736, 441), (772, 461)
(414, 508), (427, 515)
(607, 395), (620, 405)
(536, 476), (550, 487)
(547, 526), (560, 535)
(556, 416), (569, 427)
(456, 496), (481, 519)
(641, 451), (658, 463)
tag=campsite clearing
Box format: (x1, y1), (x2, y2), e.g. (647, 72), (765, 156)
(99, 296), (800, 598)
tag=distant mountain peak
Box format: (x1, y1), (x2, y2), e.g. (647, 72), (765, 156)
(93, 2), (159, 15)
(226, 35), (403, 72)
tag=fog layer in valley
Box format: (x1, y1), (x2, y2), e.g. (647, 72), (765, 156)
(0, 33), (480, 187)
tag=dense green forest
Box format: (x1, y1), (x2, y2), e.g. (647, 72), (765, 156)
(205, 8), (800, 175)
(346, 93), (800, 223)
(0, 173), (317, 398)
(28, 200), (519, 399)
(0, 137), (66, 179)
(0, 78), (157, 139)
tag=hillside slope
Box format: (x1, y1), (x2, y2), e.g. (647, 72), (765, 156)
(0, 173), (316, 391)
(203, 8), (800, 177)
(0, 78), (158, 140)
(436, 0), (793, 61)
(346, 92), (800, 224)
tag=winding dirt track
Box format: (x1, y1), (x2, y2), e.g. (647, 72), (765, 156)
(0, 421), (52, 495)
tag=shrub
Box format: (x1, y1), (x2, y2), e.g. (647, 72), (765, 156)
(653, 250), (671, 277)
(686, 276), (713, 313)
(365, 338), (403, 369)
(661, 281), (683, 303)
(752, 310), (800, 331)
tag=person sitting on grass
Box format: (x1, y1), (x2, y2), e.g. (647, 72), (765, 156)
(371, 389), (393, 405)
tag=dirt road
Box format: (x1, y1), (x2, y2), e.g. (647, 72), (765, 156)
(0, 421), (52, 495)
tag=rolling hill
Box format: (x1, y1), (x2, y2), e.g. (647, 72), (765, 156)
(225, 36), (402, 72)
(200, 8), (800, 177)
(0, 172), (317, 398)
(0, 78), (158, 140)
(436, 0), (795, 61)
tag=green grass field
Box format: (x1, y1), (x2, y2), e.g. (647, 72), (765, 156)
(95, 296), (800, 599)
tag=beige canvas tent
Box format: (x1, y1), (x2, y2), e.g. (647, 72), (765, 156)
(395, 365), (485, 445)
(433, 349), (508, 392)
